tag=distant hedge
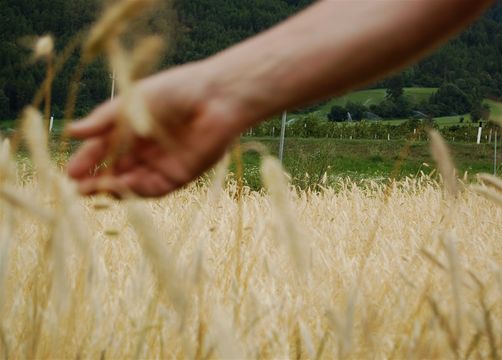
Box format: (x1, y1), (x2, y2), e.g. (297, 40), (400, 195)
(248, 116), (497, 143)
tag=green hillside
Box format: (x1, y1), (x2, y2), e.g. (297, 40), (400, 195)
(2, 1), (502, 120)
(320, 88), (437, 114)
(313, 88), (502, 127)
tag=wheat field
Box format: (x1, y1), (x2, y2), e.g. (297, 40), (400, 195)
(0, 136), (501, 358)
(2, 0), (502, 358)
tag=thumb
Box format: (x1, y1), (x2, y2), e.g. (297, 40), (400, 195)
(66, 100), (118, 139)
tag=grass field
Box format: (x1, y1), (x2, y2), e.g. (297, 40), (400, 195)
(0, 119), (66, 132)
(319, 87), (437, 114)
(0, 120), (15, 132)
(28, 136), (501, 189)
(6, 134), (500, 189)
(316, 88), (502, 128)
(240, 137), (500, 188)
(1, 129), (502, 358)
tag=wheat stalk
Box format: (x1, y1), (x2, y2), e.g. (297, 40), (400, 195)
(429, 129), (459, 197)
(83, 0), (158, 61)
(478, 173), (502, 194)
(261, 155), (308, 272)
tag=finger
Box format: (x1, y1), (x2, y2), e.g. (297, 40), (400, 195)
(145, 154), (192, 187)
(120, 167), (176, 197)
(77, 168), (175, 198)
(65, 101), (118, 139)
(114, 153), (139, 174)
(67, 137), (109, 179)
(77, 175), (130, 198)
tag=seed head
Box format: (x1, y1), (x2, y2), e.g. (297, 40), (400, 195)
(34, 35), (54, 60)
(429, 129), (459, 197)
(83, 0), (157, 60)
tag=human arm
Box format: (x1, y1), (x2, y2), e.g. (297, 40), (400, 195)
(67, 0), (494, 197)
(204, 0), (493, 125)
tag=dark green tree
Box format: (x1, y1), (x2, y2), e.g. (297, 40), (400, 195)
(428, 83), (471, 116)
(385, 75), (405, 101)
(346, 102), (367, 121)
(0, 89), (9, 119)
(2, 0), (502, 120)
(470, 102), (491, 122)
(328, 105), (347, 122)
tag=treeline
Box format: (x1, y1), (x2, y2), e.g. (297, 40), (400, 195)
(0, 0), (103, 118)
(1, 0), (502, 120)
(327, 80), (488, 123)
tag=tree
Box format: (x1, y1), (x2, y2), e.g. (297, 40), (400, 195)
(346, 102), (367, 121)
(385, 75), (405, 101)
(470, 102), (491, 122)
(0, 89), (9, 119)
(2, 0), (502, 119)
(429, 83), (471, 117)
(371, 97), (411, 119)
(328, 105), (347, 122)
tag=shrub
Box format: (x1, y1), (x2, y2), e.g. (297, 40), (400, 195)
(328, 104), (347, 122)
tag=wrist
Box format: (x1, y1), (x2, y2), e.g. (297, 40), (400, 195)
(200, 52), (285, 133)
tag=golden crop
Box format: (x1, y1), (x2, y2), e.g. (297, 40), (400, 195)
(0, 157), (501, 358)
(1, 0), (501, 358)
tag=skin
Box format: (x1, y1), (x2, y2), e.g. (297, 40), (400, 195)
(67, 0), (494, 198)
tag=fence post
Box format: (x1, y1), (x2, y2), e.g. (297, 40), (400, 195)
(110, 68), (116, 100)
(49, 115), (54, 132)
(279, 111), (287, 163)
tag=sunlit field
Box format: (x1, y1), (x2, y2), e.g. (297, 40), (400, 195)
(2, 0), (502, 358)
(1, 147), (502, 358)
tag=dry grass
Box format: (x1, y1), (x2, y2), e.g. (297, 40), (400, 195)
(2, 0), (502, 357)
(0, 156), (501, 358)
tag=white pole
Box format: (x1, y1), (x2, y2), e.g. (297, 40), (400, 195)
(49, 115), (54, 132)
(111, 68), (116, 100)
(387, 133), (390, 141)
(279, 111), (287, 162)
(477, 122), (483, 144)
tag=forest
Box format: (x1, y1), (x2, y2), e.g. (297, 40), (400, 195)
(1, 0), (502, 120)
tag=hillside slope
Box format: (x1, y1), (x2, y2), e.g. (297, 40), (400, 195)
(1, 1), (502, 119)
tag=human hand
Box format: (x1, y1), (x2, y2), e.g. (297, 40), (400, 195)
(66, 62), (252, 197)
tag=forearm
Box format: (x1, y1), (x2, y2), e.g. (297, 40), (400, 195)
(205, 0), (493, 129)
